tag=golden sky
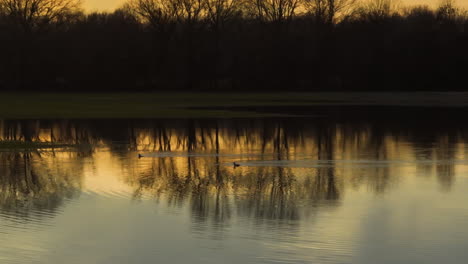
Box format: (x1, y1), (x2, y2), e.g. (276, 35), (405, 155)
(85, 0), (126, 11)
(84, 0), (468, 11)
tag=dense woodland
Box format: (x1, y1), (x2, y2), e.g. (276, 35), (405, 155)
(0, 0), (467, 91)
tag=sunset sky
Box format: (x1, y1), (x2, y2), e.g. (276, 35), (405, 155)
(84, 0), (468, 11)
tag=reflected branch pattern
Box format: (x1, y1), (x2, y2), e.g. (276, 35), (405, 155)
(0, 151), (83, 219)
(0, 118), (465, 226)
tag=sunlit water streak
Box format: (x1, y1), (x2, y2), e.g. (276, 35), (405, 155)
(223, 159), (468, 168)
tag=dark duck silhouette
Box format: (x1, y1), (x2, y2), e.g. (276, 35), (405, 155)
(138, 154), (144, 159)
(233, 162), (241, 168)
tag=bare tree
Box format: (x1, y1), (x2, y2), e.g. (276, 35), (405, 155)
(436, 0), (461, 21)
(128, 0), (205, 27)
(0, 0), (81, 32)
(302, 0), (357, 24)
(173, 0), (205, 25)
(248, 0), (300, 24)
(204, 0), (241, 30)
(199, 0), (242, 89)
(358, 0), (399, 21)
(0, 0), (81, 89)
(126, 0), (177, 32)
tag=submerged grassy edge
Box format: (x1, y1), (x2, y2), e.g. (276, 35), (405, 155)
(0, 140), (84, 150)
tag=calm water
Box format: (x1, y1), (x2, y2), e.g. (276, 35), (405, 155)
(1, 116), (468, 264)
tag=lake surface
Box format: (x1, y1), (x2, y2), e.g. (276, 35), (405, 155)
(1, 113), (468, 264)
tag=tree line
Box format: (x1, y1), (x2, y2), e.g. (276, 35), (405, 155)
(0, 0), (466, 91)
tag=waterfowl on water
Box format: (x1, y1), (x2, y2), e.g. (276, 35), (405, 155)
(138, 154), (144, 158)
(233, 162), (241, 167)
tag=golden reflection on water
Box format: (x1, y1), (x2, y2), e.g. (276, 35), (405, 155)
(0, 119), (465, 218)
(0, 151), (82, 216)
(1, 119), (468, 263)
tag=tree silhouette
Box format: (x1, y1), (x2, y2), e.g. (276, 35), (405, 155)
(303, 0), (356, 25)
(0, 0), (81, 32)
(247, 0), (300, 24)
(0, 0), (466, 91)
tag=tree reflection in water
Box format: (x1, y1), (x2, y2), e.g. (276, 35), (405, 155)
(0, 151), (83, 220)
(0, 117), (465, 229)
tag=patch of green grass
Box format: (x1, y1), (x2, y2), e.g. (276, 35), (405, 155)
(0, 92), (312, 119)
(1, 92), (468, 119)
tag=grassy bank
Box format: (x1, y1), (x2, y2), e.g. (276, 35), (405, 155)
(2, 92), (468, 119)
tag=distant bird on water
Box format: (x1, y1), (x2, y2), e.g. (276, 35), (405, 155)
(233, 162), (241, 168)
(138, 154), (144, 159)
